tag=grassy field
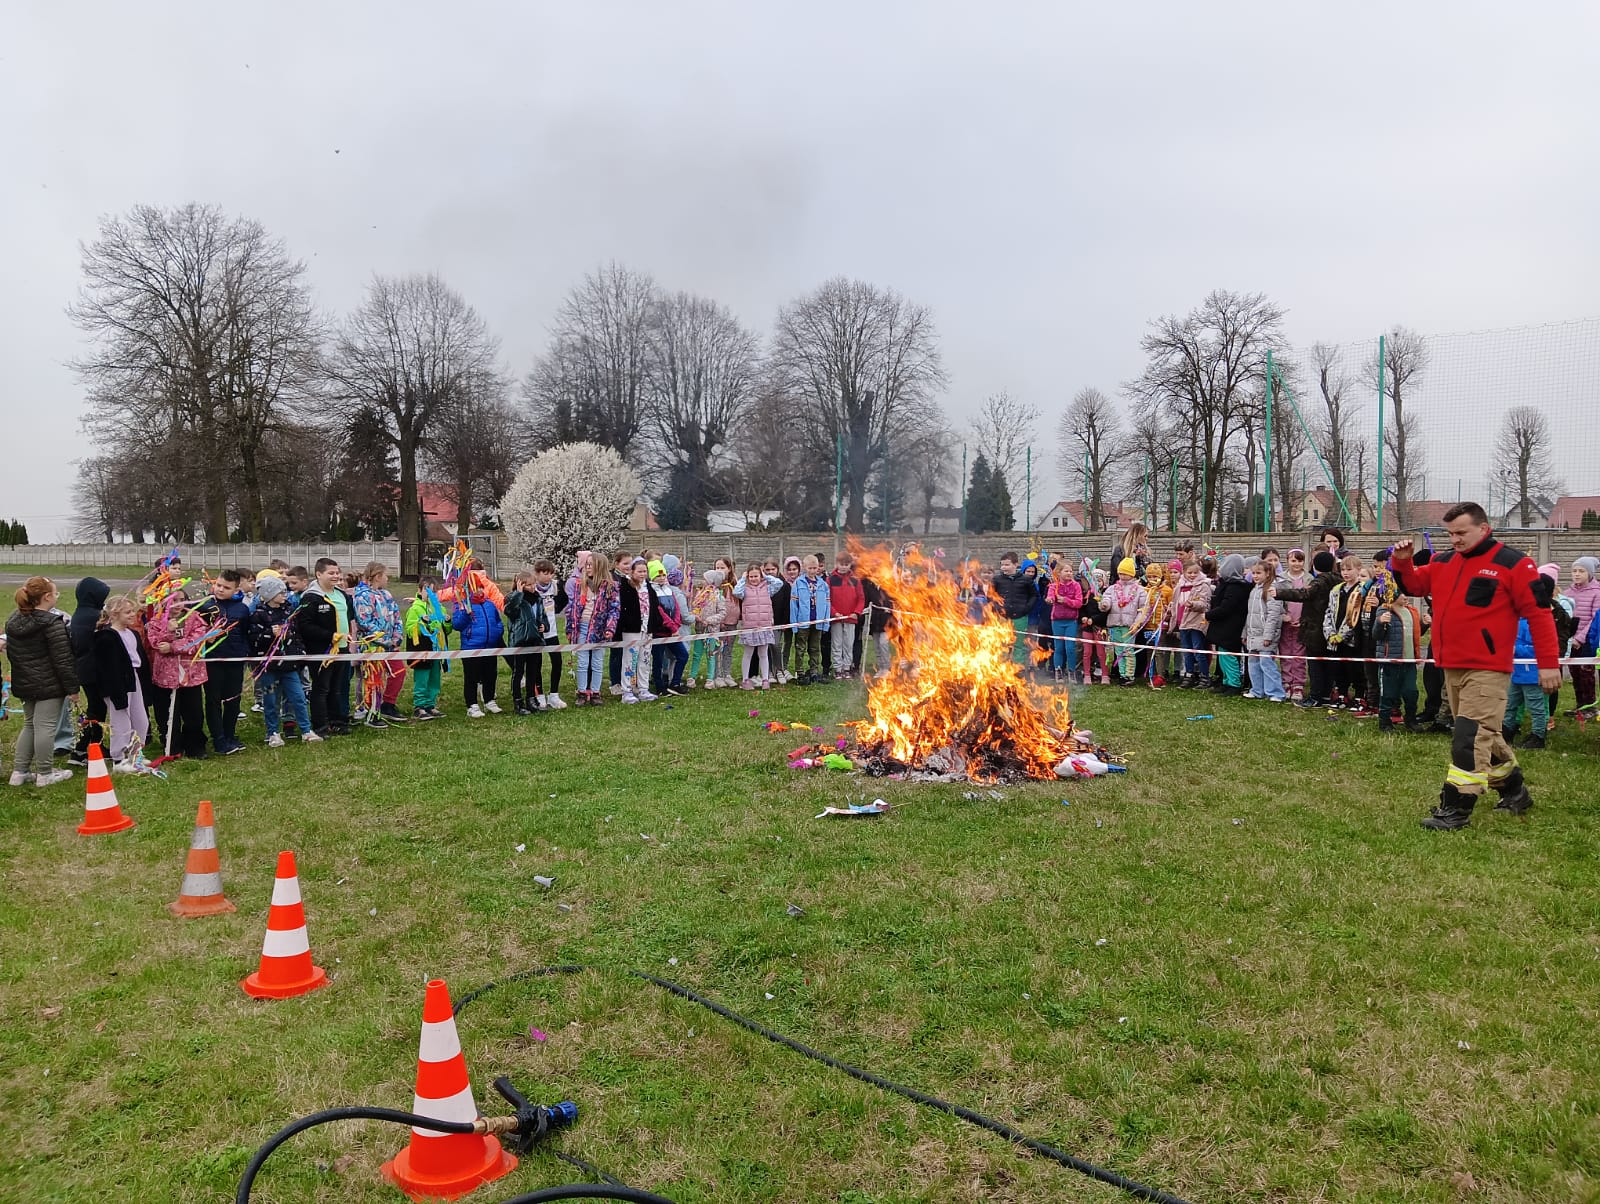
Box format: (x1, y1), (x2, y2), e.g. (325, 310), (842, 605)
(1, 677), (1596, 1204)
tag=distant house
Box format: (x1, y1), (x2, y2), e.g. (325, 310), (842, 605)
(1540, 495), (1600, 530)
(1280, 487), (1375, 532)
(1035, 500), (1147, 533)
(628, 503), (661, 532)
(417, 481), (459, 541)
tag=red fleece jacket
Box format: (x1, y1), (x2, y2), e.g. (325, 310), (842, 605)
(1390, 534), (1558, 674)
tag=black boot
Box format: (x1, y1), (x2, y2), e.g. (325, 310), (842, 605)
(1492, 766), (1534, 814)
(1421, 784), (1476, 830)
(1513, 733), (1545, 751)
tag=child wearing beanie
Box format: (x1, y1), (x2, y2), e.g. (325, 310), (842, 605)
(1565, 558), (1600, 713)
(1272, 549), (1341, 708)
(1136, 563), (1172, 686)
(1103, 558), (1147, 686)
(1503, 574), (1557, 749)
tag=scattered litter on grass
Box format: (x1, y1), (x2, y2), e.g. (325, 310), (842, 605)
(816, 799), (891, 819)
(668, 957), (678, 967)
(533, 875), (554, 888)
(1118, 1016), (1128, 1024)
(368, 908), (377, 916)
(557, 903), (572, 913)
(603, 815), (612, 823)
(1022, 993), (1031, 1000)
(640, 834), (652, 841)
(1185, 714), (1214, 721)
(1060, 799), (1071, 807)
(1095, 938), (1108, 946)
(527, 1027), (548, 1042)
(786, 903), (805, 917)
(38, 1007), (61, 1020)
(687, 1028), (695, 1038)
(764, 992), (775, 1000)
(1096, 819), (1103, 828)
(1457, 1040), (1471, 1051)
(748, 710), (759, 718)
(1231, 819), (1242, 826)
(515, 844), (526, 853)
(336, 877), (347, 885)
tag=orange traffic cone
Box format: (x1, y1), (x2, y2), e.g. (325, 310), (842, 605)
(381, 978), (517, 1200)
(241, 851), (327, 999)
(77, 742), (135, 835)
(168, 801), (236, 917)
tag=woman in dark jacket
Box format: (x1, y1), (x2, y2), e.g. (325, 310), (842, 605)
(1204, 554), (1252, 694)
(1271, 549), (1341, 707)
(6, 576), (80, 786)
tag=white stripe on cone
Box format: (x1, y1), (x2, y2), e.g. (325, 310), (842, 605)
(270, 876), (302, 907)
(84, 792), (119, 813)
(179, 870), (224, 897)
(261, 926), (311, 958)
(417, 1017), (462, 1065)
(411, 1084), (478, 1135)
(191, 826), (217, 851)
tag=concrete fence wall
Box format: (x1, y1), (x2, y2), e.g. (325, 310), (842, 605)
(0, 542), (402, 573)
(6, 528), (1592, 579)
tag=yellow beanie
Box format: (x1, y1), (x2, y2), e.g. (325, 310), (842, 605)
(1118, 557), (1137, 578)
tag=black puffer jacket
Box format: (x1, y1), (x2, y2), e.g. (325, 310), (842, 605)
(69, 576), (110, 686)
(1204, 577), (1253, 654)
(6, 609), (80, 701)
(91, 626), (140, 710)
(1271, 570), (1340, 657)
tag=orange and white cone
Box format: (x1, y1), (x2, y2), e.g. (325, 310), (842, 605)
(168, 801), (236, 917)
(77, 742), (135, 835)
(241, 851), (327, 999)
(381, 978), (516, 1200)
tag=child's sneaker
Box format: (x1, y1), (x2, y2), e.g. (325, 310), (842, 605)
(302, 731), (325, 743)
(34, 768), (73, 787)
(609, 684), (624, 696)
(467, 703), (485, 718)
(547, 695), (567, 710)
(266, 732), (285, 748)
(685, 679), (697, 690)
(621, 693), (640, 704)
(761, 679), (771, 690)
(483, 699), (503, 714)
(637, 690), (659, 702)
(740, 679), (756, 690)
(8, 771), (33, 786)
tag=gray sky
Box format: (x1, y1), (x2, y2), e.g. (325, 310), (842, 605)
(5, 2), (1599, 539)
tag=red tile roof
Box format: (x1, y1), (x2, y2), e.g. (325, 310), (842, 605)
(1547, 496), (1600, 529)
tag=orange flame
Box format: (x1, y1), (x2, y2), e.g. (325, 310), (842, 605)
(847, 541), (1075, 781)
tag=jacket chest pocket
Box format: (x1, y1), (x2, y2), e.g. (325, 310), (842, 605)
(1463, 576), (1499, 608)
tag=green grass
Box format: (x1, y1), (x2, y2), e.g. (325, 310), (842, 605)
(1, 680), (1597, 1203)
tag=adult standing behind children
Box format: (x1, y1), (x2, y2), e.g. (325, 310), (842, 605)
(1390, 502), (1559, 830)
(67, 576), (110, 764)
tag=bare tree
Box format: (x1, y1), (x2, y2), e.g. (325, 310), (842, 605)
(1127, 290), (1285, 531)
(643, 291), (760, 529)
(770, 277), (946, 531)
(72, 456), (122, 543)
(1491, 405), (1563, 526)
(70, 203), (322, 540)
(1056, 387), (1122, 531)
(333, 273), (501, 551)
(1382, 326), (1429, 528)
(1118, 407), (1185, 530)
(523, 263), (658, 461)
(968, 390), (1042, 502)
(903, 410), (957, 535)
(1309, 342), (1358, 527)
(724, 383), (817, 529)
(423, 374), (521, 532)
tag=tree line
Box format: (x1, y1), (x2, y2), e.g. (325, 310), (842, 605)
(67, 204), (1559, 546)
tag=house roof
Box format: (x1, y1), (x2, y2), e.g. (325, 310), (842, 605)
(1547, 496), (1600, 528)
(417, 482), (455, 521)
(1398, 500), (1457, 528)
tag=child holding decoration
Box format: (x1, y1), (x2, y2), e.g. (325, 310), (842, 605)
(146, 587), (209, 762)
(688, 569), (728, 688)
(452, 579), (506, 717)
(569, 554), (619, 706)
(246, 576), (317, 745)
(1102, 558), (1147, 686)
(404, 576), (447, 720)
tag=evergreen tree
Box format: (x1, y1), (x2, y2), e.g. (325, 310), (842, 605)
(964, 451), (1016, 534)
(1583, 508), (1599, 531)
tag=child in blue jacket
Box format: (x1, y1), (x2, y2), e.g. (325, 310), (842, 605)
(452, 588), (505, 717)
(1503, 575), (1554, 749)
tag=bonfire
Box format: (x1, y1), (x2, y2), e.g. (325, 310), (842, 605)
(845, 543), (1113, 783)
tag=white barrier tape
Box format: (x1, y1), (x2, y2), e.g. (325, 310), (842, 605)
(883, 605), (1595, 669)
(196, 616), (858, 666)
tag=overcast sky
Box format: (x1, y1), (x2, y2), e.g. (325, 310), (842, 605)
(4, 2), (1598, 539)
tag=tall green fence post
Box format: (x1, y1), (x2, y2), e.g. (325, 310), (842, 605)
(959, 444), (968, 536)
(1265, 350), (1275, 533)
(1025, 445), (1032, 534)
(1376, 335), (1386, 531)
(1082, 448), (1089, 529)
(835, 433), (844, 533)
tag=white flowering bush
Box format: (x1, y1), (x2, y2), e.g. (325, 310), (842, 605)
(499, 442), (641, 574)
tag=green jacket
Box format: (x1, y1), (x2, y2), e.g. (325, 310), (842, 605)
(404, 595), (447, 654)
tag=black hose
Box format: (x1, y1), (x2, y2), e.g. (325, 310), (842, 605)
(458, 966), (1195, 1204)
(235, 1105), (480, 1204)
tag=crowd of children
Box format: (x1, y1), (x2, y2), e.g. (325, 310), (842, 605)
(6, 531), (1596, 784)
(972, 525), (1600, 742)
